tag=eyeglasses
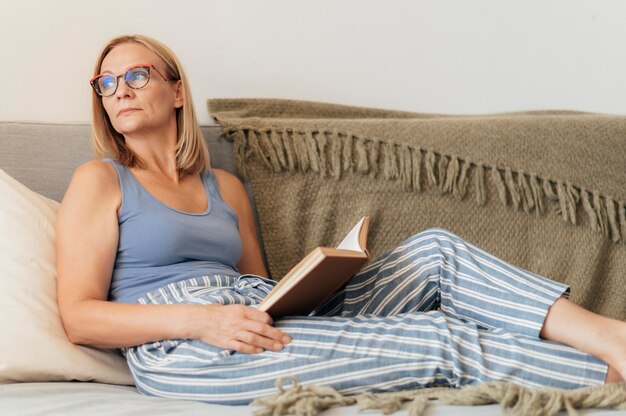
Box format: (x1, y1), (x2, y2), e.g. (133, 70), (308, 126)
(90, 64), (169, 97)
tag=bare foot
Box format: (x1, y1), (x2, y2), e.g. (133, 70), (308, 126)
(541, 298), (626, 383)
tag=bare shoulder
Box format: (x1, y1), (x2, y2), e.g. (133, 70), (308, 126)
(62, 160), (120, 210)
(212, 168), (246, 198)
(212, 168), (242, 185)
(72, 160), (117, 184)
(212, 168), (251, 215)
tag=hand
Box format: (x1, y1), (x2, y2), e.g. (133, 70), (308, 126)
(195, 304), (292, 354)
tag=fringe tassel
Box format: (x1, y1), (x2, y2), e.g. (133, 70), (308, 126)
(567, 183), (580, 225)
(438, 155), (449, 193)
(281, 130), (296, 172)
(543, 180), (559, 205)
(555, 181), (578, 225)
(442, 156), (458, 195)
(291, 131), (310, 173)
(593, 193), (609, 235)
(247, 130), (273, 172)
(530, 175), (544, 215)
(454, 159), (470, 200)
(381, 142), (399, 181)
(606, 196), (620, 242)
(354, 137), (369, 174)
(230, 128), (624, 244)
(328, 131), (342, 179)
(518, 173), (534, 213)
(411, 147), (423, 192)
(425, 150), (438, 187)
(270, 130), (287, 170)
(475, 164), (486, 205)
(505, 167), (521, 211)
(314, 131), (328, 178)
(256, 130), (276, 169)
(305, 130), (320, 174)
(491, 167), (508, 206)
(368, 140), (380, 179)
(581, 191), (599, 233)
(341, 133), (353, 173)
(398, 144), (413, 191)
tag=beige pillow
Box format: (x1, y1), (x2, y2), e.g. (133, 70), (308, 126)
(0, 169), (133, 385)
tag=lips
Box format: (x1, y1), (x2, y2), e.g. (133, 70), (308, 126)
(118, 108), (140, 116)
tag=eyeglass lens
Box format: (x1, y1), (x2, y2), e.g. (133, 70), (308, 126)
(95, 66), (151, 97)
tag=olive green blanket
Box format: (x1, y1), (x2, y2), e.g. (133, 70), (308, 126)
(208, 98), (626, 414)
(208, 98), (626, 321)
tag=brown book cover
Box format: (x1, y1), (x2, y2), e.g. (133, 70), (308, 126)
(258, 216), (370, 317)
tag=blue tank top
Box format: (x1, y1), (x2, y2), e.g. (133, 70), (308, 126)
(104, 159), (243, 303)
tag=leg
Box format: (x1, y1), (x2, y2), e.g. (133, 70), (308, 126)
(541, 297), (626, 382)
(126, 311), (608, 405)
(317, 228), (569, 339)
(124, 275), (607, 405)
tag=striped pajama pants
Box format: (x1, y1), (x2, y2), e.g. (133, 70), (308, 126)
(123, 228), (607, 405)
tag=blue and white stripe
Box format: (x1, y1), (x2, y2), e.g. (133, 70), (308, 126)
(123, 228), (607, 405)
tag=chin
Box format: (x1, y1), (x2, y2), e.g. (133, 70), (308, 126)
(113, 119), (143, 136)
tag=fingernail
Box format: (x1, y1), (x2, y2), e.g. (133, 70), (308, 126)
(274, 343), (283, 350)
(282, 336), (292, 344)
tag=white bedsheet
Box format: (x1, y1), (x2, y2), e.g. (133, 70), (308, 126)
(1, 382), (625, 415)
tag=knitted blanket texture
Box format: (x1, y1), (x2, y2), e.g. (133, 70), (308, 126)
(208, 98), (626, 414)
(209, 98), (625, 320)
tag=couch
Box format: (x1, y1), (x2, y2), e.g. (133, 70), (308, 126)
(1, 98), (624, 415)
(0, 121), (485, 415)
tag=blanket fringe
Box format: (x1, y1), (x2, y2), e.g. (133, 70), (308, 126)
(228, 128), (625, 243)
(252, 377), (626, 416)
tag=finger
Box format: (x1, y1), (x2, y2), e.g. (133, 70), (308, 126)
(235, 329), (285, 352)
(244, 320), (292, 344)
(244, 307), (274, 325)
(227, 339), (263, 354)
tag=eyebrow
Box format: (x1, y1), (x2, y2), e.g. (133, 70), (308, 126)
(97, 64), (151, 76)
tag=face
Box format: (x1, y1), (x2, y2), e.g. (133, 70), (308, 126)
(98, 43), (183, 137)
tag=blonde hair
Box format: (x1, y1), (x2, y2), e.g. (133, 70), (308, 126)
(91, 34), (210, 176)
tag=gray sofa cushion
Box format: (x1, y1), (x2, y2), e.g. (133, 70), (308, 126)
(0, 122), (233, 203)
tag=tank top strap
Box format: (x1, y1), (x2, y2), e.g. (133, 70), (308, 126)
(202, 169), (220, 198)
(102, 158), (144, 222)
(103, 158), (133, 185)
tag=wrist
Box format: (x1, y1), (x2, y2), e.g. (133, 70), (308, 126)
(177, 303), (212, 340)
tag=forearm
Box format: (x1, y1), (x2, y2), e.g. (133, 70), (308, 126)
(62, 299), (202, 349)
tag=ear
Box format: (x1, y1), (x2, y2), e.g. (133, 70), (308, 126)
(173, 80), (184, 109)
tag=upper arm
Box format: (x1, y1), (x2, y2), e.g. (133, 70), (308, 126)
(213, 169), (268, 278)
(56, 160), (121, 316)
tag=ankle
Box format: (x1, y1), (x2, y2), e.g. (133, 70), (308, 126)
(605, 365), (624, 383)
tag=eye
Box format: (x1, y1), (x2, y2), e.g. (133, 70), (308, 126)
(99, 75), (116, 91)
(127, 68), (149, 83)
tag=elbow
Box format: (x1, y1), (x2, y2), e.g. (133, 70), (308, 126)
(58, 304), (87, 345)
(60, 314), (83, 345)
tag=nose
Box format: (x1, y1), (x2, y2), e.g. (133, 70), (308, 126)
(114, 75), (134, 99)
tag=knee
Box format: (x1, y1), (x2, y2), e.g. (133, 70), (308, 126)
(407, 227), (457, 243)
(388, 228), (447, 255)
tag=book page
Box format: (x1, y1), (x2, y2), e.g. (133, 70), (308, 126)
(336, 216), (366, 252)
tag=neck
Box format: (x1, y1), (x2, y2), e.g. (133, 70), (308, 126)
(124, 119), (180, 181)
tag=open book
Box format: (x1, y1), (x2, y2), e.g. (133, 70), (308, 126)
(258, 216), (370, 317)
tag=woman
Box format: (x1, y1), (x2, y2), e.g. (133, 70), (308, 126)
(56, 34), (626, 405)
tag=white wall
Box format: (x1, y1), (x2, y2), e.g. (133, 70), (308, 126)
(2, 0), (625, 125)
